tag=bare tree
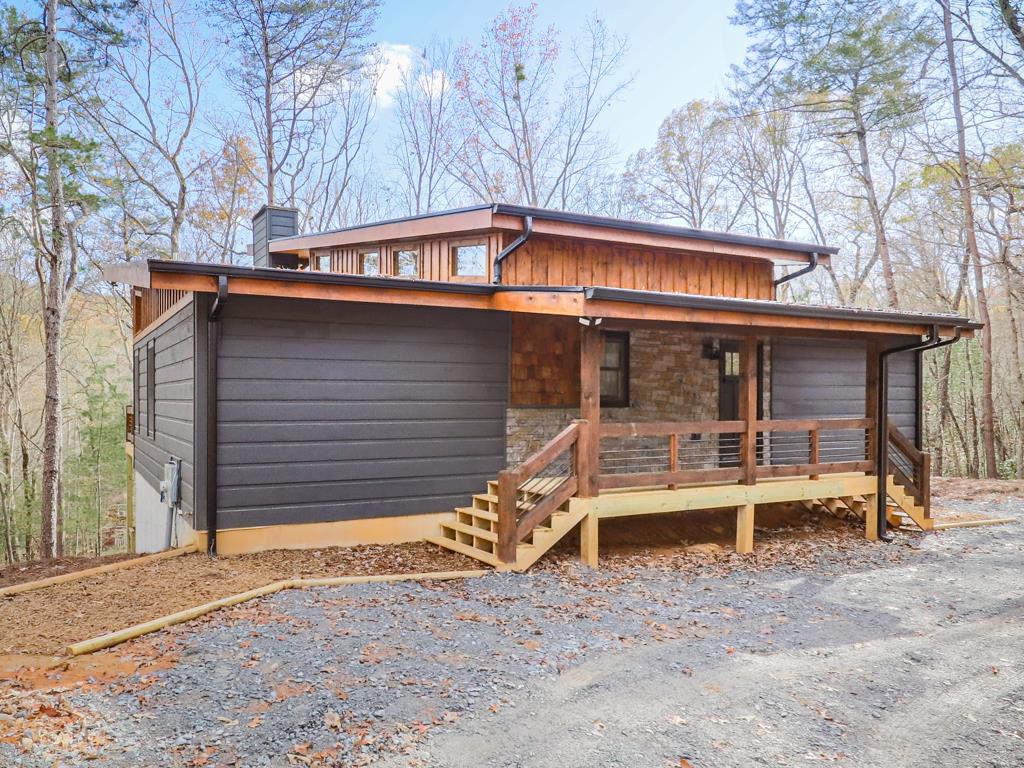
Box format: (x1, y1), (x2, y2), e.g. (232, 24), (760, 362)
(940, 0), (997, 476)
(284, 56), (380, 231)
(625, 100), (747, 230)
(450, 7), (630, 209)
(185, 130), (262, 263)
(209, 0), (378, 206)
(391, 42), (461, 215)
(81, 0), (216, 261)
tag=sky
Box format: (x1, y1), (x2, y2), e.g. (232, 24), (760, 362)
(369, 0), (751, 158)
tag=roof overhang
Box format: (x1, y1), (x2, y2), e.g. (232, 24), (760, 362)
(104, 260), (977, 340)
(266, 204), (834, 266)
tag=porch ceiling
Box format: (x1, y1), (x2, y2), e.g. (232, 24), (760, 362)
(107, 260), (979, 339)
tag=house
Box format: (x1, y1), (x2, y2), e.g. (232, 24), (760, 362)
(104, 204), (978, 569)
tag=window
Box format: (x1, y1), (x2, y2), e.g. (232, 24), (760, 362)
(600, 332), (629, 407)
(723, 348), (740, 378)
(146, 341), (156, 438)
(315, 254), (331, 272)
(394, 249), (419, 277)
(451, 242), (487, 278)
(360, 250), (380, 275)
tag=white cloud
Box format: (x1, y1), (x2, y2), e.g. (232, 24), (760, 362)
(373, 42), (417, 109)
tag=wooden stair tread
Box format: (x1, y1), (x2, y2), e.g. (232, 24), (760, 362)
(426, 536), (501, 567)
(442, 521), (497, 542)
(457, 506), (497, 521)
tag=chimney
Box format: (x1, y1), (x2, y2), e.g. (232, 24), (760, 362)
(251, 204), (299, 268)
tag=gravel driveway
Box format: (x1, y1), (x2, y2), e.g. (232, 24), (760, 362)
(4, 496), (1022, 768)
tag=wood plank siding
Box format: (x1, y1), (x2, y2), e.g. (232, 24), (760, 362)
(312, 233), (774, 299)
(324, 233), (505, 282)
(770, 337), (918, 463)
(214, 296), (510, 529)
(133, 300), (196, 524)
(134, 287), (189, 336)
(501, 236), (774, 298)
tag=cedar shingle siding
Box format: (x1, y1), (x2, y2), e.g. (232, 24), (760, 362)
(214, 296), (509, 528)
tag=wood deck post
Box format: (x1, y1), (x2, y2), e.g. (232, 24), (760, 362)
(864, 492), (880, 541)
(736, 503), (755, 553)
(580, 511), (599, 567)
(496, 470), (518, 563)
(579, 322), (602, 497)
(739, 335), (758, 485)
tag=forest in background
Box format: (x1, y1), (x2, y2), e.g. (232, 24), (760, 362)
(1, 0), (1022, 561)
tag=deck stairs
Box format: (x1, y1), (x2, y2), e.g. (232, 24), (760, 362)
(427, 478), (588, 571)
(800, 475), (932, 531)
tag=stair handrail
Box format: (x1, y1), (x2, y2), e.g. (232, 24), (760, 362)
(496, 420), (584, 563)
(886, 419), (930, 511)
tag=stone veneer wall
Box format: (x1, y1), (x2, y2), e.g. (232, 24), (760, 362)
(506, 329), (723, 467)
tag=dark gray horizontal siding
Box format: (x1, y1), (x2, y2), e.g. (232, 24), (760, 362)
(216, 296), (509, 529)
(770, 336), (918, 463)
(134, 301), (196, 522)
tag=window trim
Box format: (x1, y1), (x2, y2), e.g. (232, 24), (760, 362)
(393, 247), (420, 278)
(358, 249), (381, 276)
(600, 331), (630, 408)
(146, 340), (156, 438)
(449, 239), (488, 281)
(314, 253), (332, 272)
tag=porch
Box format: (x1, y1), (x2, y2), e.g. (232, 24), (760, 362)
(432, 323), (934, 570)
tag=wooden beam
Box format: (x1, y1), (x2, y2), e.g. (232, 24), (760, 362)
(739, 335), (758, 485)
(580, 512), (599, 567)
(147, 270), (969, 339)
(864, 493), (880, 541)
(736, 503), (755, 554)
(579, 474), (877, 519)
(579, 323), (602, 497)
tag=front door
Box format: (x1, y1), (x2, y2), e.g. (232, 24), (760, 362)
(718, 341), (741, 466)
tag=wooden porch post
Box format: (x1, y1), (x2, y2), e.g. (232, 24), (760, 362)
(865, 338), (879, 464)
(865, 338), (880, 541)
(739, 335), (758, 485)
(578, 322), (602, 497)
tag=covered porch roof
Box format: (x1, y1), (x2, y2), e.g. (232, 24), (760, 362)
(104, 259), (979, 339)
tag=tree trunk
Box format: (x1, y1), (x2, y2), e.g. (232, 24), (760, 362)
(853, 113), (899, 309)
(942, 2), (998, 478)
(40, 0), (68, 560)
(263, 31), (275, 206)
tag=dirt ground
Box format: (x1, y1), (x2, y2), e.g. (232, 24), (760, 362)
(0, 482), (1020, 767)
(0, 543), (478, 656)
(0, 552), (137, 589)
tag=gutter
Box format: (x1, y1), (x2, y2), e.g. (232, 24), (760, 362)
(583, 286), (981, 331)
(774, 252), (819, 287)
(205, 275), (228, 556)
(492, 215), (533, 284)
(875, 326), (962, 540)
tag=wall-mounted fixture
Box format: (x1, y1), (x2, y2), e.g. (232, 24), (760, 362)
(701, 337), (720, 360)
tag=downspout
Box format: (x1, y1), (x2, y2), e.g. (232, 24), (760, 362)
(774, 252), (819, 288)
(492, 215), (533, 284)
(206, 275), (228, 556)
(875, 325), (961, 540)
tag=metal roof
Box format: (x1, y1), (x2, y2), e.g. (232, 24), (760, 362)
(266, 203), (839, 257)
